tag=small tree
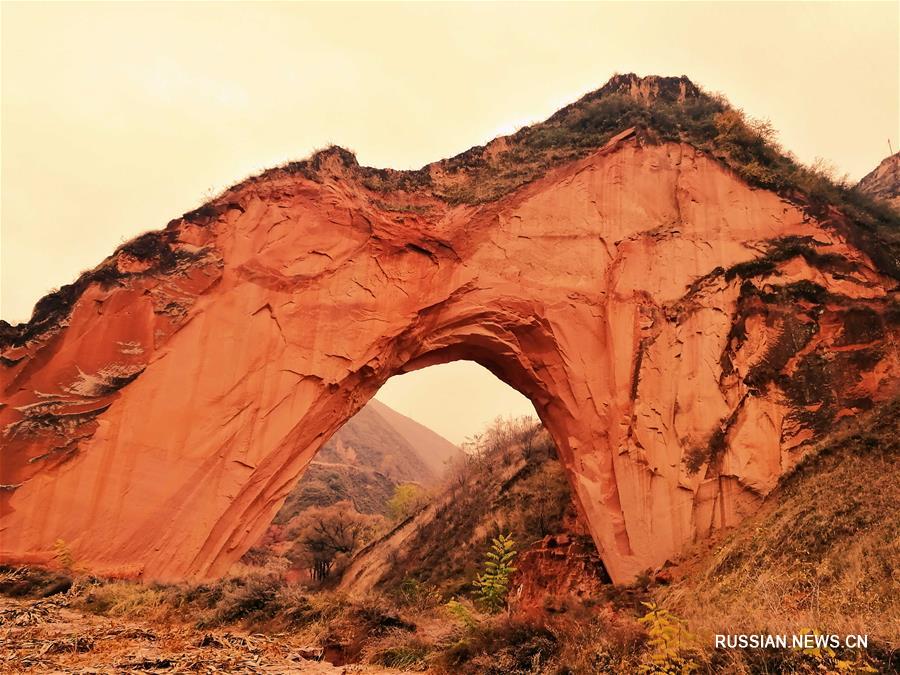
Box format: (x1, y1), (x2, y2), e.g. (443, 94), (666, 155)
(287, 502), (381, 582)
(637, 601), (698, 674)
(473, 533), (517, 613)
(387, 483), (428, 521)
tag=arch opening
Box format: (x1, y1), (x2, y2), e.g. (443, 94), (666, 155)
(374, 360), (537, 445)
(195, 307), (605, 582)
(239, 360), (583, 588)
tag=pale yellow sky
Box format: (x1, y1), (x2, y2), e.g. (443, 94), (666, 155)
(2, 1), (898, 442)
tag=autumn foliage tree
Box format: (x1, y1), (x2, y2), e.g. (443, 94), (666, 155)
(287, 501), (382, 582)
(386, 483), (429, 521)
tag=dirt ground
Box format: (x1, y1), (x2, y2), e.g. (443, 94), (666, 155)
(0, 596), (399, 674)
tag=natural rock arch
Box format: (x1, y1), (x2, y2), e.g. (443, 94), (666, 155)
(2, 127), (897, 584)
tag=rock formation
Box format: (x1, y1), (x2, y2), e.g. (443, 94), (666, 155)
(857, 152), (900, 212)
(510, 534), (611, 615)
(2, 75), (898, 583)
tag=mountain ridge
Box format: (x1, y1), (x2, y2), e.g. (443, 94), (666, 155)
(3, 74), (898, 349)
(272, 398), (459, 524)
(367, 398), (461, 479)
(857, 151), (900, 212)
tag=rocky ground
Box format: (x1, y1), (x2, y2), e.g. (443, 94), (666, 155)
(0, 594), (394, 675)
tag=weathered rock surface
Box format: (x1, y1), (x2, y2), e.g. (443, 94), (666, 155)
(857, 152), (900, 212)
(2, 77), (898, 583)
(510, 534), (611, 615)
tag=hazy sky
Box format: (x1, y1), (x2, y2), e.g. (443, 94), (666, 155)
(2, 2), (898, 442)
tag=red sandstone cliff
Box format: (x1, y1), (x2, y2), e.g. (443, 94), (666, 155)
(1, 75), (898, 584)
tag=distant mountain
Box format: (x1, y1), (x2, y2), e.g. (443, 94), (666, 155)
(857, 152), (900, 211)
(314, 403), (432, 485)
(273, 399), (461, 523)
(367, 398), (462, 478)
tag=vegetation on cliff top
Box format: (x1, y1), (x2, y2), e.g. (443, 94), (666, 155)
(3, 74), (897, 349)
(287, 73), (899, 277)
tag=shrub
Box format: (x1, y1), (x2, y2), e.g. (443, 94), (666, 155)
(368, 636), (431, 670)
(203, 573), (283, 626)
(395, 577), (441, 609)
(445, 598), (480, 630)
(77, 582), (167, 619)
(474, 534), (517, 613)
(636, 602), (698, 674)
(286, 502), (381, 582)
(553, 612), (647, 674)
(387, 483), (429, 521)
(436, 617), (559, 674)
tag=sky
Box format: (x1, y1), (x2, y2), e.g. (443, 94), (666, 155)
(2, 2), (898, 443)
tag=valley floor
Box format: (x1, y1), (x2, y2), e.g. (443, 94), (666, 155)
(0, 594), (395, 674)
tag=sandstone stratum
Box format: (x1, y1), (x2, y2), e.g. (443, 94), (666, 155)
(2, 75), (898, 584)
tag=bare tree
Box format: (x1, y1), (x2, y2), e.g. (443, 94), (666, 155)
(287, 502), (382, 582)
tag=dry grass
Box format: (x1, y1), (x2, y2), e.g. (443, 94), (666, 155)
(656, 399), (900, 672)
(3, 402), (897, 672)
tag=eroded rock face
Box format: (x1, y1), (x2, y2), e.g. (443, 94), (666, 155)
(510, 534), (611, 615)
(2, 129), (898, 583)
(857, 152), (900, 212)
